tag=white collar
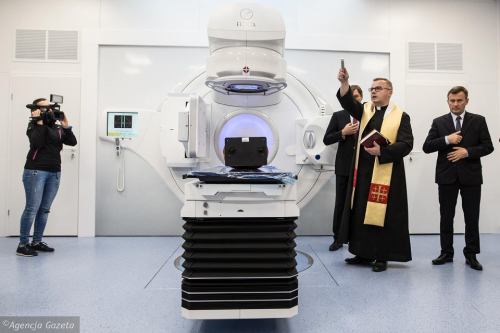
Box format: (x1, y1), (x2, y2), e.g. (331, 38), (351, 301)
(372, 103), (394, 118)
(450, 111), (466, 121)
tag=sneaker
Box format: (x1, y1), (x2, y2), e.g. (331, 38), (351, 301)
(16, 244), (38, 257)
(29, 241), (54, 252)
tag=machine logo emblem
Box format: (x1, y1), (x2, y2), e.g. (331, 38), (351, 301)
(242, 66), (250, 75)
(240, 8), (253, 20)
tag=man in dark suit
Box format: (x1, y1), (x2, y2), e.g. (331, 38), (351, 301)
(423, 86), (494, 270)
(323, 85), (362, 251)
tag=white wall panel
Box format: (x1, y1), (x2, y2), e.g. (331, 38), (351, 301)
(0, 74), (9, 236)
(101, 0), (200, 31)
(297, 0), (390, 38)
(0, 0), (99, 29)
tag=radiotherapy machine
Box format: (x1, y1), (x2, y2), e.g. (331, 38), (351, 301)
(157, 3), (336, 319)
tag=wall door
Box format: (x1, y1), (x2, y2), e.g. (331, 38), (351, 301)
(0, 73), (10, 236)
(7, 75), (80, 236)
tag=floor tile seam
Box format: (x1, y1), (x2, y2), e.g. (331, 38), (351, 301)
(307, 243), (340, 287)
(143, 243), (182, 289)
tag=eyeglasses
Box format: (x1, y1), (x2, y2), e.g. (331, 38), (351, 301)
(368, 86), (392, 93)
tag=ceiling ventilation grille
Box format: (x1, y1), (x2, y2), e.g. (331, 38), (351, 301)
(15, 29), (79, 62)
(408, 42), (463, 72)
(408, 42), (435, 70)
(436, 43), (462, 71)
(15, 29), (46, 60)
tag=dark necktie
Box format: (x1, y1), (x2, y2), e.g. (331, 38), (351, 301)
(455, 115), (462, 131)
(352, 117), (358, 124)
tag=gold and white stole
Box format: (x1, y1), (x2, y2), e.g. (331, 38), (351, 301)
(351, 102), (403, 227)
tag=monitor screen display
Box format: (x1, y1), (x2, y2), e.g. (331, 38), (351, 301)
(114, 115), (133, 129)
(106, 112), (138, 138)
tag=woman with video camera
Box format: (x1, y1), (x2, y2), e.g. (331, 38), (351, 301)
(16, 97), (77, 257)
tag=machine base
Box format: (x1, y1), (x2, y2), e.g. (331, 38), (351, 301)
(181, 306), (298, 319)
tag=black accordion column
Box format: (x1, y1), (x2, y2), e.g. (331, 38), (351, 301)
(181, 217), (298, 318)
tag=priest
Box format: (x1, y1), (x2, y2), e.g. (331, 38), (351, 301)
(336, 66), (413, 272)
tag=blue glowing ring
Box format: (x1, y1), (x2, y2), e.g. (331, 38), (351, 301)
(214, 111), (279, 164)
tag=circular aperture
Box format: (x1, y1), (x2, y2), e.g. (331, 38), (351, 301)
(214, 111), (279, 165)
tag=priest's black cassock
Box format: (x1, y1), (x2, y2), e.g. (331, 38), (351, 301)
(337, 88), (413, 262)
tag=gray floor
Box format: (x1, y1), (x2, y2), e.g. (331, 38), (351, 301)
(1, 235), (499, 333)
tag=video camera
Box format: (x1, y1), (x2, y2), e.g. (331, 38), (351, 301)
(26, 94), (65, 124)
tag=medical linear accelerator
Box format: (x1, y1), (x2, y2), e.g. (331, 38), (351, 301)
(155, 3), (336, 319)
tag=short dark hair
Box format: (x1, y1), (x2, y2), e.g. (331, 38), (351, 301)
(32, 98), (47, 106)
(351, 84), (363, 98)
(447, 86), (468, 99)
(372, 78), (393, 91)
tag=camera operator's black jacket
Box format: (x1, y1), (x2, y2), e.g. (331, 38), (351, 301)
(24, 122), (77, 172)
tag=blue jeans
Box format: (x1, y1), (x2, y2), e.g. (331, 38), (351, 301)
(19, 169), (61, 245)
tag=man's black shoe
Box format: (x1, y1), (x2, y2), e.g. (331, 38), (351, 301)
(432, 253), (453, 265)
(345, 256), (373, 265)
(465, 254), (483, 271)
(16, 244), (38, 257)
(372, 260), (387, 272)
(29, 242), (54, 252)
(329, 241), (343, 251)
